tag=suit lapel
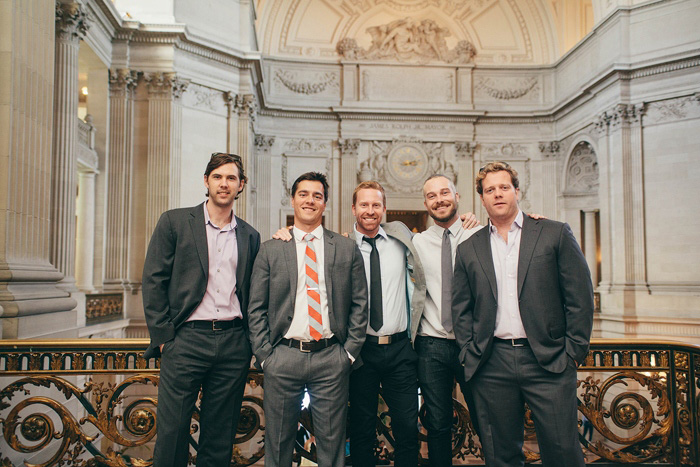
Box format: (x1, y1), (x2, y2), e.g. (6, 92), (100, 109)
(517, 215), (543, 297)
(323, 229), (335, 307)
(235, 216), (247, 286)
(473, 227), (498, 302)
(283, 233), (298, 295)
(190, 203), (208, 276)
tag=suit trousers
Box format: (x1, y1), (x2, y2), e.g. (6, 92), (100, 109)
(263, 342), (352, 467)
(415, 336), (480, 467)
(154, 323), (252, 467)
(471, 340), (584, 467)
(349, 338), (419, 467)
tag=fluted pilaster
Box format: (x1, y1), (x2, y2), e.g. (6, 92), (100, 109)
(455, 141), (477, 213)
(226, 92), (256, 221)
(143, 72), (189, 245)
(50, 1), (89, 289)
(76, 169), (97, 291)
(254, 135), (275, 237)
(339, 139), (360, 234)
(104, 68), (137, 290)
(539, 141), (561, 219)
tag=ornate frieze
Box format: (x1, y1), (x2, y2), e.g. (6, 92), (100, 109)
(183, 84), (224, 113)
(474, 76), (540, 101)
(284, 139), (329, 153)
(55, 2), (89, 41)
(565, 142), (599, 194)
(274, 70), (339, 95)
(143, 72), (190, 99)
(336, 18), (476, 64)
(455, 141), (477, 159)
(644, 95), (700, 125)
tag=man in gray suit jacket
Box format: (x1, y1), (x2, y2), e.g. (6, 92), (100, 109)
(452, 162), (593, 466)
(143, 153), (260, 467)
(247, 172), (368, 467)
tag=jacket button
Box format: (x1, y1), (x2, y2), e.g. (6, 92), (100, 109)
(287, 316), (292, 321)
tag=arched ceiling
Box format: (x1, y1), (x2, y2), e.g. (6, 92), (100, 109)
(256, 0), (595, 65)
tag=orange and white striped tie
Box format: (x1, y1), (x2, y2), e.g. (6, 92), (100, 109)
(303, 233), (323, 340)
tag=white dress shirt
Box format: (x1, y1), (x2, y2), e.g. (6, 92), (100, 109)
(491, 210), (528, 339)
(413, 220), (482, 339)
(285, 225), (333, 341)
(354, 224), (408, 336)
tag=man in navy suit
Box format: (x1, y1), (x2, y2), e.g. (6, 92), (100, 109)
(143, 152), (260, 467)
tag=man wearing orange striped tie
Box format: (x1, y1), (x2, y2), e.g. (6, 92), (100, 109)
(247, 172), (368, 467)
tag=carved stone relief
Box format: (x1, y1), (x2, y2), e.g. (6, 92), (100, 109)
(284, 139), (329, 153)
(359, 139), (454, 193)
(273, 69), (339, 95)
(337, 18), (476, 64)
(565, 142), (599, 194)
(474, 76), (540, 101)
(539, 141), (561, 159)
(182, 84), (225, 114)
(645, 95), (700, 125)
(143, 72), (190, 99)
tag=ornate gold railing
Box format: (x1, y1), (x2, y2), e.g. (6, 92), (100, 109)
(0, 339), (698, 466)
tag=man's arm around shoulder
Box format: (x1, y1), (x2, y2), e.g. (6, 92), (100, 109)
(343, 242), (369, 362)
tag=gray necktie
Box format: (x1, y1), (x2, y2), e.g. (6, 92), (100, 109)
(441, 228), (453, 332)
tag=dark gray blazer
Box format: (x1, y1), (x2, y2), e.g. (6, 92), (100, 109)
(142, 203), (261, 359)
(247, 228), (368, 369)
(452, 216), (593, 381)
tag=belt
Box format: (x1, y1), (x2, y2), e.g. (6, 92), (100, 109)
(279, 336), (339, 352)
(184, 319), (241, 331)
(493, 337), (529, 347)
(365, 331), (408, 345)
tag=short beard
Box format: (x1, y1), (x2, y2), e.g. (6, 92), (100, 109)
(429, 204), (457, 223)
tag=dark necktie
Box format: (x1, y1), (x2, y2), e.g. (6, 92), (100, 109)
(363, 236), (383, 332)
(441, 228), (453, 332)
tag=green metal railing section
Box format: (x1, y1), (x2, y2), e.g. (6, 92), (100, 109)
(0, 339), (697, 466)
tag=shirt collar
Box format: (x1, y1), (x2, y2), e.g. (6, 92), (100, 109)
(203, 201), (236, 230)
(489, 210), (524, 234)
(353, 223), (387, 246)
(294, 224), (324, 242)
(436, 219), (462, 238)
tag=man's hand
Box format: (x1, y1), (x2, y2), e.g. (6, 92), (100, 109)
(527, 213), (547, 220)
(460, 212), (480, 229)
(272, 225), (293, 241)
(159, 344), (164, 353)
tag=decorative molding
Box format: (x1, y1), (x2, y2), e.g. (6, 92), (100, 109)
(108, 69), (138, 97)
(225, 93), (257, 121)
(609, 103), (645, 129)
(186, 84), (222, 111)
(284, 139), (329, 153)
(455, 141), (477, 159)
(274, 70), (338, 95)
(336, 18), (476, 64)
(474, 76), (539, 101)
(55, 2), (90, 41)
(565, 142), (599, 194)
(593, 112), (612, 137)
(645, 95), (700, 125)
(143, 72), (190, 99)
(480, 143), (529, 160)
(538, 141), (560, 159)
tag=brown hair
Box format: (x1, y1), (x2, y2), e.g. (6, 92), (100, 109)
(475, 162), (519, 195)
(291, 172), (329, 202)
(352, 181), (387, 207)
(204, 152), (247, 199)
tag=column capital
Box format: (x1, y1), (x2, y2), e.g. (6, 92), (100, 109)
(339, 139), (360, 157)
(609, 103), (646, 129)
(55, 2), (90, 41)
(109, 69), (138, 97)
(254, 135), (275, 152)
(226, 93), (257, 120)
(455, 141), (477, 159)
(538, 141), (561, 159)
(143, 72), (190, 99)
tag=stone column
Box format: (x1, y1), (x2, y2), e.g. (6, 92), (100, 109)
(104, 68), (137, 291)
(143, 72), (189, 244)
(339, 139), (360, 234)
(76, 169), (97, 291)
(51, 2), (89, 290)
(254, 135), (275, 238)
(539, 141), (561, 220)
(0, 0), (77, 338)
(593, 112), (613, 292)
(455, 141), (477, 213)
(225, 92), (256, 220)
(583, 209), (599, 288)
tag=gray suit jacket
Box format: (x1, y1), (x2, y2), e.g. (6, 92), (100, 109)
(247, 228), (368, 369)
(142, 203), (261, 359)
(380, 222), (427, 345)
(452, 216), (593, 381)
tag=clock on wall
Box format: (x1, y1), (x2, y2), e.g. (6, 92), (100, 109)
(387, 144), (429, 185)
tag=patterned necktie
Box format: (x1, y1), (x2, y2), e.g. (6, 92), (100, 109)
(304, 233), (323, 341)
(363, 236), (383, 332)
(441, 228), (453, 332)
